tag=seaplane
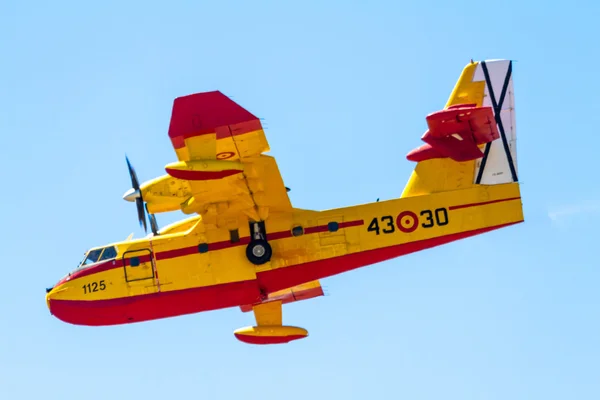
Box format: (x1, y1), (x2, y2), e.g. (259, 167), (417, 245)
(45, 59), (523, 345)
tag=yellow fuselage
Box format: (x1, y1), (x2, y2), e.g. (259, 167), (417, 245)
(46, 182), (522, 326)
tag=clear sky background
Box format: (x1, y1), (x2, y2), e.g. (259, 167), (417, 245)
(2, 1), (600, 399)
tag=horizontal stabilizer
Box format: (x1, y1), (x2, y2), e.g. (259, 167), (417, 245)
(406, 104), (499, 162)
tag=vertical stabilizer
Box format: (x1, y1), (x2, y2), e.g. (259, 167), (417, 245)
(402, 59), (518, 198)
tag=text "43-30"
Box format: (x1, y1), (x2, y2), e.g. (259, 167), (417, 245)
(367, 208), (449, 235)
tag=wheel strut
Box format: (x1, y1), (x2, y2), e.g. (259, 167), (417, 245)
(246, 221), (272, 265)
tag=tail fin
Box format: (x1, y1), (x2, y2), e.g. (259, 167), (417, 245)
(402, 59), (517, 198)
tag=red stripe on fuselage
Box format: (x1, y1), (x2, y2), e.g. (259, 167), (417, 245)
(449, 197), (521, 210)
(49, 221), (521, 326)
(49, 280), (261, 326)
(256, 221), (522, 294)
(64, 220), (365, 282)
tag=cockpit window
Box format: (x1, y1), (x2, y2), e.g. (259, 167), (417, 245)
(99, 246), (117, 261)
(81, 249), (102, 266)
(79, 246), (118, 268)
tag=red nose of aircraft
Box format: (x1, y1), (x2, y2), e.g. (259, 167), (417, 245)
(45, 278), (134, 326)
(45, 284), (93, 325)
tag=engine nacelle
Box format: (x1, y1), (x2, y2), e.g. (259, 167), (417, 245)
(233, 325), (308, 345)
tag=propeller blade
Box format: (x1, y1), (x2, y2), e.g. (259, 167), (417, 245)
(150, 215), (159, 235)
(136, 198), (147, 233)
(145, 203), (159, 235)
(150, 216), (159, 235)
(125, 156), (158, 235)
(125, 155), (140, 190)
(125, 156), (147, 232)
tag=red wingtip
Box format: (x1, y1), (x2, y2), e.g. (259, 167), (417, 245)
(168, 91), (260, 147)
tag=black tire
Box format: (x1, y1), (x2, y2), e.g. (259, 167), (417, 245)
(246, 239), (272, 265)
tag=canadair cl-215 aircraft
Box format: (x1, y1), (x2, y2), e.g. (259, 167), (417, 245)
(46, 59), (524, 345)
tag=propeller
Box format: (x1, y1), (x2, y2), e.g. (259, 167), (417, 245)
(123, 156), (159, 235)
(146, 203), (159, 235)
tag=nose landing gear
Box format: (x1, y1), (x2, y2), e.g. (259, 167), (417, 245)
(246, 221), (272, 265)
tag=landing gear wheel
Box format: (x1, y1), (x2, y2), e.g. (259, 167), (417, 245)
(246, 239), (272, 265)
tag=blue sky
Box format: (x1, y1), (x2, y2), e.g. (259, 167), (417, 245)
(2, 0), (600, 398)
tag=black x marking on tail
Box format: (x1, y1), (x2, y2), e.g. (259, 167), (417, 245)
(475, 61), (518, 184)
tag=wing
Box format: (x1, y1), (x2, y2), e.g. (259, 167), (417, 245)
(165, 91), (292, 222)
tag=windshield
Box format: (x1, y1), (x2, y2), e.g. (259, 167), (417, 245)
(81, 249), (102, 266)
(79, 246), (118, 268)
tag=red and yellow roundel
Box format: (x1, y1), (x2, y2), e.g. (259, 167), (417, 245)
(217, 151), (235, 160)
(396, 211), (418, 233)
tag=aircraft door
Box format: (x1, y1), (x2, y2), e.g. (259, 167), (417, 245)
(122, 248), (155, 283)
